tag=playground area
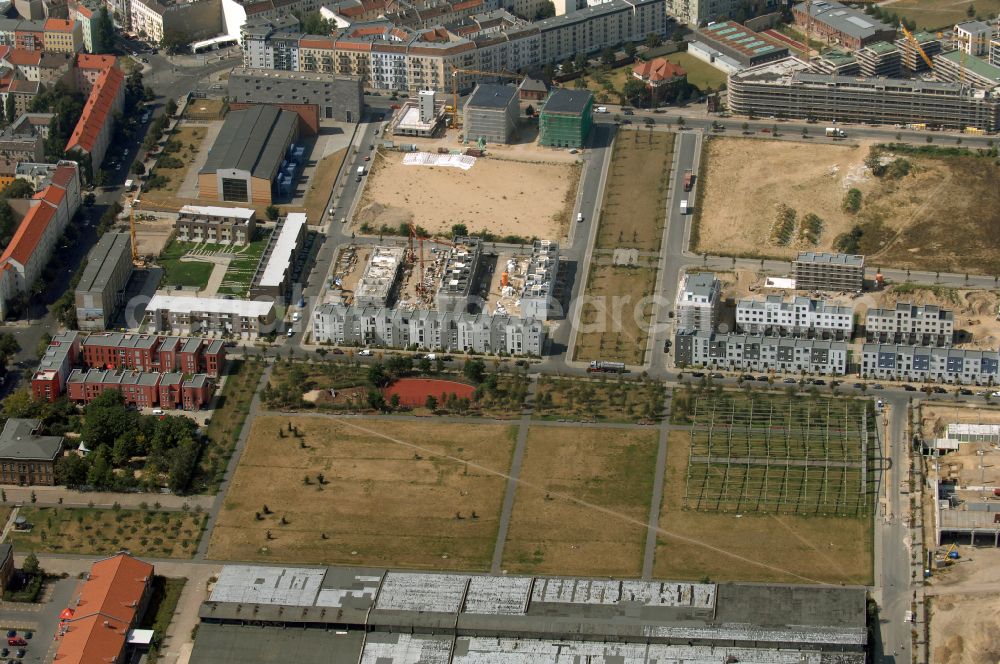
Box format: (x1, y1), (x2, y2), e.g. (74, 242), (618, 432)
(382, 378), (476, 408)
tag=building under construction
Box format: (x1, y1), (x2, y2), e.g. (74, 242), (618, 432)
(191, 564), (868, 664)
(519, 240), (559, 321)
(728, 57), (1000, 130)
(435, 237), (483, 314)
(856, 41), (901, 78)
(355, 246), (405, 308)
(895, 31), (941, 74)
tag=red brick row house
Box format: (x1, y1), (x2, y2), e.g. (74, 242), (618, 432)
(66, 369), (214, 410)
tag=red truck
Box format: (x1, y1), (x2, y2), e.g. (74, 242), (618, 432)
(682, 169), (695, 192)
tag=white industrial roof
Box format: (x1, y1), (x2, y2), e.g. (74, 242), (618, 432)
(260, 213), (306, 288)
(147, 294), (274, 317)
(179, 205), (256, 220)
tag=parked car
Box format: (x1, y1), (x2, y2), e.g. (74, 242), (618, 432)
(7, 639), (25, 647)
(853, 383), (865, 389)
(812, 379), (826, 385)
(901, 384), (916, 391)
(933, 386), (947, 393)
(872, 384), (884, 390)
(710, 373), (724, 379)
(783, 378), (796, 384)
(690, 372), (705, 378)
(358, 349), (373, 356)
(740, 374), (755, 382)
(331, 348), (344, 355)
(756, 375), (769, 381)
(959, 388), (974, 395)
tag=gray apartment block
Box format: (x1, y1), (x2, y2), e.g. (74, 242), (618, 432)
(855, 41), (901, 78)
(312, 304), (545, 356)
(861, 343), (999, 384)
(794, 251), (864, 292)
(728, 58), (1000, 131)
(463, 84), (519, 144)
(519, 240), (559, 321)
(176, 205), (257, 245)
(75, 232), (134, 332)
(675, 272), (721, 333)
(736, 295), (854, 339)
(228, 67), (364, 123)
(355, 246), (405, 308)
(675, 331), (848, 375)
(436, 237), (483, 314)
(865, 302), (954, 346)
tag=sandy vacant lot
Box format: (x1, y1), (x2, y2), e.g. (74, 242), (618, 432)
(921, 403), (1000, 441)
(697, 138), (1000, 273)
(928, 548), (1000, 664)
(210, 416), (516, 570)
(653, 432), (872, 585)
(355, 152), (580, 240)
(697, 138), (875, 259)
(502, 426), (658, 577)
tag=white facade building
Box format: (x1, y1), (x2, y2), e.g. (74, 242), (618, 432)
(675, 272), (721, 333)
(736, 295), (853, 339)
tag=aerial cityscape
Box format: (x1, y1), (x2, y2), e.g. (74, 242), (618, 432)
(0, 0), (994, 661)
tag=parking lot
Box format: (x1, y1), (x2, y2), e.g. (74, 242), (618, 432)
(0, 576), (80, 664)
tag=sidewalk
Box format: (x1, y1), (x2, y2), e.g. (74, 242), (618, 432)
(0, 487), (214, 511)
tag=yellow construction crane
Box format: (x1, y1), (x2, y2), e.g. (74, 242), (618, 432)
(450, 68), (522, 128)
(900, 23), (935, 71)
(129, 185), (141, 266)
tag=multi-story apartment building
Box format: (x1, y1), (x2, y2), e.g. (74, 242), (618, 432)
(77, 333), (226, 376)
(175, 205), (257, 244)
(75, 231), (134, 331)
(674, 331), (848, 375)
(129, 0), (222, 46)
(735, 295), (853, 339)
(42, 19), (83, 53)
(463, 82), (520, 143)
(728, 57), (1000, 131)
(535, 0), (666, 64)
(675, 272), (721, 333)
(894, 31), (940, 74)
(436, 237), (482, 313)
(933, 49), (1000, 90)
(31, 331), (80, 402)
(312, 303), (546, 355)
(864, 303), (954, 346)
(861, 343), (999, 384)
(144, 294), (276, 338)
(239, 0), (667, 92)
(792, 0), (896, 50)
(794, 251), (864, 292)
(953, 19), (992, 56)
(0, 162), (80, 319)
(65, 60), (124, 176)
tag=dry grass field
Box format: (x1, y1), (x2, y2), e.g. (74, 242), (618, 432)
(534, 376), (666, 423)
(501, 426), (658, 577)
(355, 151), (580, 240)
(652, 431), (873, 585)
(210, 416), (516, 570)
(596, 130), (673, 251)
(888, 0), (1000, 30)
(299, 149), (346, 222)
(142, 126), (208, 205)
(573, 265), (657, 365)
(696, 138), (1000, 273)
(920, 403), (1000, 441)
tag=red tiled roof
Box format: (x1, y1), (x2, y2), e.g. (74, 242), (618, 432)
(66, 65), (123, 154)
(50, 163), (77, 188)
(53, 554), (153, 664)
(74, 4), (94, 18)
(299, 37), (334, 49)
(4, 49), (41, 66)
(76, 53), (115, 71)
(632, 57), (686, 83)
(41, 185), (65, 208)
(0, 202), (55, 267)
(0, 46), (10, 61)
(44, 19), (75, 33)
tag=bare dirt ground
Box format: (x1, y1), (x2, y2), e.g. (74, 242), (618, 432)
(502, 426), (658, 577)
(653, 431), (873, 585)
(697, 138), (876, 258)
(355, 149), (580, 240)
(210, 416), (516, 570)
(927, 548), (1000, 664)
(921, 403), (1000, 441)
(134, 214), (175, 256)
(697, 138), (1000, 273)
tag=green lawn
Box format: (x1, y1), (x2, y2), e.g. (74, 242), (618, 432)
(216, 231), (272, 297)
(158, 231), (271, 295)
(663, 52), (728, 92)
(886, 0), (1000, 30)
(158, 240), (216, 289)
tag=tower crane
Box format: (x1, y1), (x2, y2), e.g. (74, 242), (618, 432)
(450, 68), (522, 128)
(900, 23), (935, 71)
(129, 183), (143, 266)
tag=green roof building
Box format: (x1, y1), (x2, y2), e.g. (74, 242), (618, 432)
(539, 89), (593, 149)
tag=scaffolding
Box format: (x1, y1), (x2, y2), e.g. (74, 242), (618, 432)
(682, 393), (873, 516)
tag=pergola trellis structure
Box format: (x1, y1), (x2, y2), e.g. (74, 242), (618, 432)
(683, 393), (875, 516)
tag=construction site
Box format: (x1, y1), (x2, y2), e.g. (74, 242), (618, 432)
(322, 235), (561, 321)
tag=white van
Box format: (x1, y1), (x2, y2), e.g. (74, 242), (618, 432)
(576, 212), (583, 222)
(595, 106), (608, 113)
(680, 200), (689, 214)
(356, 166), (366, 176)
(359, 349), (373, 356)
(152, 408), (164, 415)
